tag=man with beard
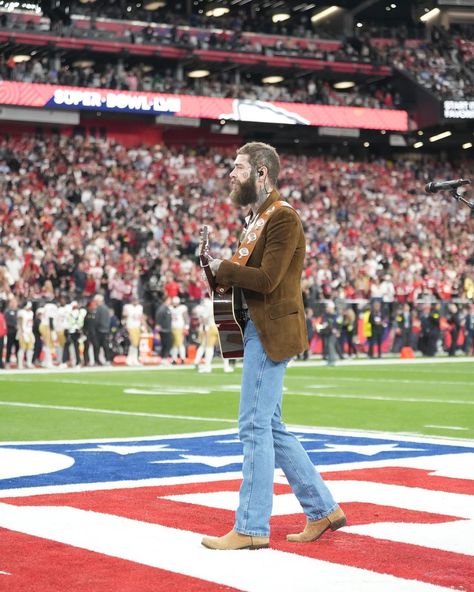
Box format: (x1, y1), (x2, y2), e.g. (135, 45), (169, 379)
(200, 142), (344, 551)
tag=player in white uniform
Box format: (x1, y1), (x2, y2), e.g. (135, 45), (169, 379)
(193, 298), (218, 373)
(170, 297), (189, 364)
(40, 299), (58, 368)
(55, 300), (68, 365)
(61, 301), (85, 367)
(17, 302), (35, 369)
(122, 297), (144, 365)
(193, 298), (234, 373)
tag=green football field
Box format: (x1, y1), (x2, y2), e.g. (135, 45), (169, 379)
(0, 358), (473, 443)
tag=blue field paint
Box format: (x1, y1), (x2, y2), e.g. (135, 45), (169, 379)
(1, 429), (473, 490)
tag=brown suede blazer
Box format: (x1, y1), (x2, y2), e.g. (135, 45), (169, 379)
(215, 190), (308, 362)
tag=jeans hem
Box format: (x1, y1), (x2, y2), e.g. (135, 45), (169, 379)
(235, 526), (270, 537)
(306, 503), (339, 522)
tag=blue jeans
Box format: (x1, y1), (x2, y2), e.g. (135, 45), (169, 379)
(235, 320), (338, 537)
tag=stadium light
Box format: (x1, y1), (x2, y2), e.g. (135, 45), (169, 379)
(420, 8), (440, 22)
(272, 10), (290, 23)
(12, 54), (31, 63)
(413, 141), (423, 148)
(187, 69), (210, 78)
(462, 142), (472, 149)
(311, 6), (341, 24)
(143, 1), (166, 9)
(205, 4), (230, 17)
(73, 59), (95, 68)
(429, 131), (451, 142)
(262, 75), (284, 84)
(333, 81), (355, 89)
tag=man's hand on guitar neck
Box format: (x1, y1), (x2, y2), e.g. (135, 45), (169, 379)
(199, 226), (222, 276)
(209, 257), (223, 275)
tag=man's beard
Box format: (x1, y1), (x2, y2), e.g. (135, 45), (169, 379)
(230, 174), (258, 206)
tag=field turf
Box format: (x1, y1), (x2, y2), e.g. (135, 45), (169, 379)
(0, 358), (473, 443)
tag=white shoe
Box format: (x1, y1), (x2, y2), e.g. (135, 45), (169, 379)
(224, 367), (234, 373)
(198, 367), (211, 373)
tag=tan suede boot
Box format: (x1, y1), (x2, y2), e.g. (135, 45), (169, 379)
(286, 507), (346, 542)
(201, 529), (269, 550)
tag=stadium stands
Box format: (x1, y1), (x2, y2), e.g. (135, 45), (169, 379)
(1, 2), (472, 103)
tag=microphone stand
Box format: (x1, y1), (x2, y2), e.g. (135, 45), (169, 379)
(448, 186), (474, 210)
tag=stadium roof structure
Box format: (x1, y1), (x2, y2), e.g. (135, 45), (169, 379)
(31, 0), (474, 31)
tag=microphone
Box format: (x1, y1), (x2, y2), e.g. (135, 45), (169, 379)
(425, 178), (471, 193)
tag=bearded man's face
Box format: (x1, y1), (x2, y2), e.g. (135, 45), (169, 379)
(229, 154), (258, 206)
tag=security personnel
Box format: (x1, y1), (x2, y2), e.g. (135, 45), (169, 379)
(427, 302), (441, 356)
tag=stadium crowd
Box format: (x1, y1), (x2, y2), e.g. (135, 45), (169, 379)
(0, 52), (399, 110)
(0, 134), (474, 368)
(387, 37), (474, 99)
(1, 7), (473, 102)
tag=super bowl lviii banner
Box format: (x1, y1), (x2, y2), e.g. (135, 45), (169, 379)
(0, 81), (408, 131)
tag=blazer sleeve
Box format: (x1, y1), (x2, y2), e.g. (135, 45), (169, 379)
(215, 207), (301, 295)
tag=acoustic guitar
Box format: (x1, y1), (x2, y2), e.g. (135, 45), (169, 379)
(199, 226), (245, 358)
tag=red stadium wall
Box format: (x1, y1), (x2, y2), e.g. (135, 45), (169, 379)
(1, 119), (163, 147)
(161, 127), (241, 148)
(81, 117), (164, 146)
(1, 118), (241, 148)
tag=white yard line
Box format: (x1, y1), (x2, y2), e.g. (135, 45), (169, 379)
(321, 377), (474, 387)
(424, 425), (469, 431)
(0, 378), (201, 387)
(0, 401), (237, 424)
(0, 355), (472, 379)
(285, 392), (474, 405)
(0, 365), (196, 376)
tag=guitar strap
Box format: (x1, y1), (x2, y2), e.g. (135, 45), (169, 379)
(215, 200), (292, 295)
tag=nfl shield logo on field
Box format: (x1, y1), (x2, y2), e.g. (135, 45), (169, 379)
(0, 428), (473, 591)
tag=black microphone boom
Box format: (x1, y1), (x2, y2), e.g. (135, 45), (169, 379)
(425, 178), (471, 193)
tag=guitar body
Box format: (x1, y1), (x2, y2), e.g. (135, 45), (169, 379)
(200, 226), (245, 359)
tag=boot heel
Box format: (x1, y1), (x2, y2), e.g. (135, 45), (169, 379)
(249, 543), (270, 550)
(330, 516), (347, 531)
